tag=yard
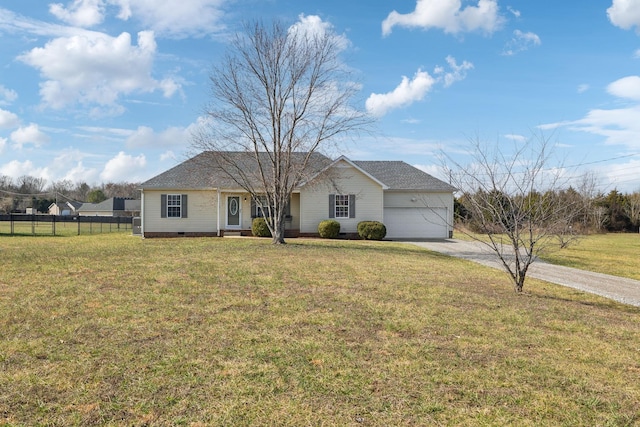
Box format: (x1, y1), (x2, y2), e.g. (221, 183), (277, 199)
(0, 234), (638, 425)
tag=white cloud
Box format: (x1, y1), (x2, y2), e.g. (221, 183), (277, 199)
(434, 55), (474, 87)
(607, 75), (640, 100)
(100, 151), (147, 181)
(607, 0), (640, 31)
(18, 31), (180, 112)
(366, 56), (473, 117)
(602, 159), (640, 192)
(289, 14), (350, 51)
(578, 84), (590, 93)
(414, 163), (445, 181)
(0, 6), (104, 38)
(0, 160), (48, 181)
(366, 70), (436, 117)
(541, 75), (640, 152)
(0, 108), (20, 129)
(125, 125), (192, 149)
(382, 0), (503, 36)
(0, 85), (18, 105)
(63, 162), (99, 183)
(504, 134), (526, 142)
(10, 123), (50, 149)
(502, 30), (541, 56)
(47, 149), (100, 183)
(110, 0), (226, 38)
(38, 0), (228, 38)
(544, 106), (640, 150)
(49, 0), (105, 27)
(160, 151), (177, 162)
(507, 6), (521, 18)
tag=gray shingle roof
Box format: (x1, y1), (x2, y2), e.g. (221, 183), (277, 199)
(140, 152), (455, 193)
(140, 151), (333, 190)
(353, 160), (456, 192)
(77, 197), (139, 212)
(140, 152), (219, 189)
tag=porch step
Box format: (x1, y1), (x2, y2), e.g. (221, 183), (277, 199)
(224, 231), (242, 237)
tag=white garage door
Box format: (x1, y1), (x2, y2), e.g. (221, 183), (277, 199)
(384, 207), (449, 239)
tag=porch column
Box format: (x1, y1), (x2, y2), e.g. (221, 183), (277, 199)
(216, 188), (221, 237)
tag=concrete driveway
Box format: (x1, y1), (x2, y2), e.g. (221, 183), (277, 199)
(407, 239), (640, 308)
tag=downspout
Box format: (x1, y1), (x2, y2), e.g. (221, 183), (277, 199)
(140, 189), (145, 238)
(216, 188), (221, 237)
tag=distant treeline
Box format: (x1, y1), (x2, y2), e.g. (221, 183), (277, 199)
(0, 175), (140, 213)
(456, 188), (640, 234)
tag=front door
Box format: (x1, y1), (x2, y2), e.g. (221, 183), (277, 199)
(227, 196), (241, 228)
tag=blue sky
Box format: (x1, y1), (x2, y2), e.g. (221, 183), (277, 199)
(1, 0), (640, 193)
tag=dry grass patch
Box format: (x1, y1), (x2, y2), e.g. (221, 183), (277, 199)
(0, 234), (639, 425)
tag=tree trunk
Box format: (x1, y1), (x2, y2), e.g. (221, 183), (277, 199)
(271, 230), (286, 244)
(271, 217), (286, 244)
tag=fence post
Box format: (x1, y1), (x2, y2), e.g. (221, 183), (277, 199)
(78, 216), (80, 235)
(53, 215), (56, 236)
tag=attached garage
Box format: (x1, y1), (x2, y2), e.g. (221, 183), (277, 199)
(384, 207), (449, 239)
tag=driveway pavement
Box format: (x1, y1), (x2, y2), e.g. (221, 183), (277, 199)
(406, 239), (640, 308)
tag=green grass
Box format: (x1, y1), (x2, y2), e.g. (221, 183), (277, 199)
(540, 233), (640, 281)
(454, 230), (640, 281)
(1, 234), (639, 426)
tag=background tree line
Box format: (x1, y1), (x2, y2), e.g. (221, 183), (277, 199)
(0, 175), (140, 214)
(456, 187), (640, 234)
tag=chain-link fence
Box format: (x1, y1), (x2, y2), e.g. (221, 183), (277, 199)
(0, 214), (134, 236)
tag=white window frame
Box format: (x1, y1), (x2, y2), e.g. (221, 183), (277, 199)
(334, 194), (350, 218)
(253, 195), (273, 218)
(167, 194), (182, 218)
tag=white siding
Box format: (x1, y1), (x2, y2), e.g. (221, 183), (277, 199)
(77, 211), (113, 217)
(142, 190), (218, 233)
(384, 207), (449, 239)
(300, 160), (384, 234)
(383, 191), (454, 238)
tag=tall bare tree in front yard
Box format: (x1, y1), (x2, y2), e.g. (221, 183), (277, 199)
(192, 19), (369, 244)
(447, 133), (585, 293)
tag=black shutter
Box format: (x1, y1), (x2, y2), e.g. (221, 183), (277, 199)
(349, 194), (356, 218)
(161, 194), (167, 218)
(329, 194), (335, 218)
(251, 197), (256, 218)
(181, 194), (188, 218)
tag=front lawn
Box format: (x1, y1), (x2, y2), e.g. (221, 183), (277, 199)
(0, 234), (638, 425)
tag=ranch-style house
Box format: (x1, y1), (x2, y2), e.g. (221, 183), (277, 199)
(139, 151), (456, 239)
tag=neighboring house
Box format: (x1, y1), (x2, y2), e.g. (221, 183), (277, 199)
(77, 197), (141, 217)
(139, 151), (456, 239)
(48, 201), (82, 216)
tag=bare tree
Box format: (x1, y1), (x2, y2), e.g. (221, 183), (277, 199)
(17, 175), (46, 194)
(624, 191), (640, 232)
(73, 182), (91, 202)
(446, 133), (585, 293)
(192, 19), (369, 244)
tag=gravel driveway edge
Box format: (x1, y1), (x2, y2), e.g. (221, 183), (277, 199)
(406, 239), (640, 308)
